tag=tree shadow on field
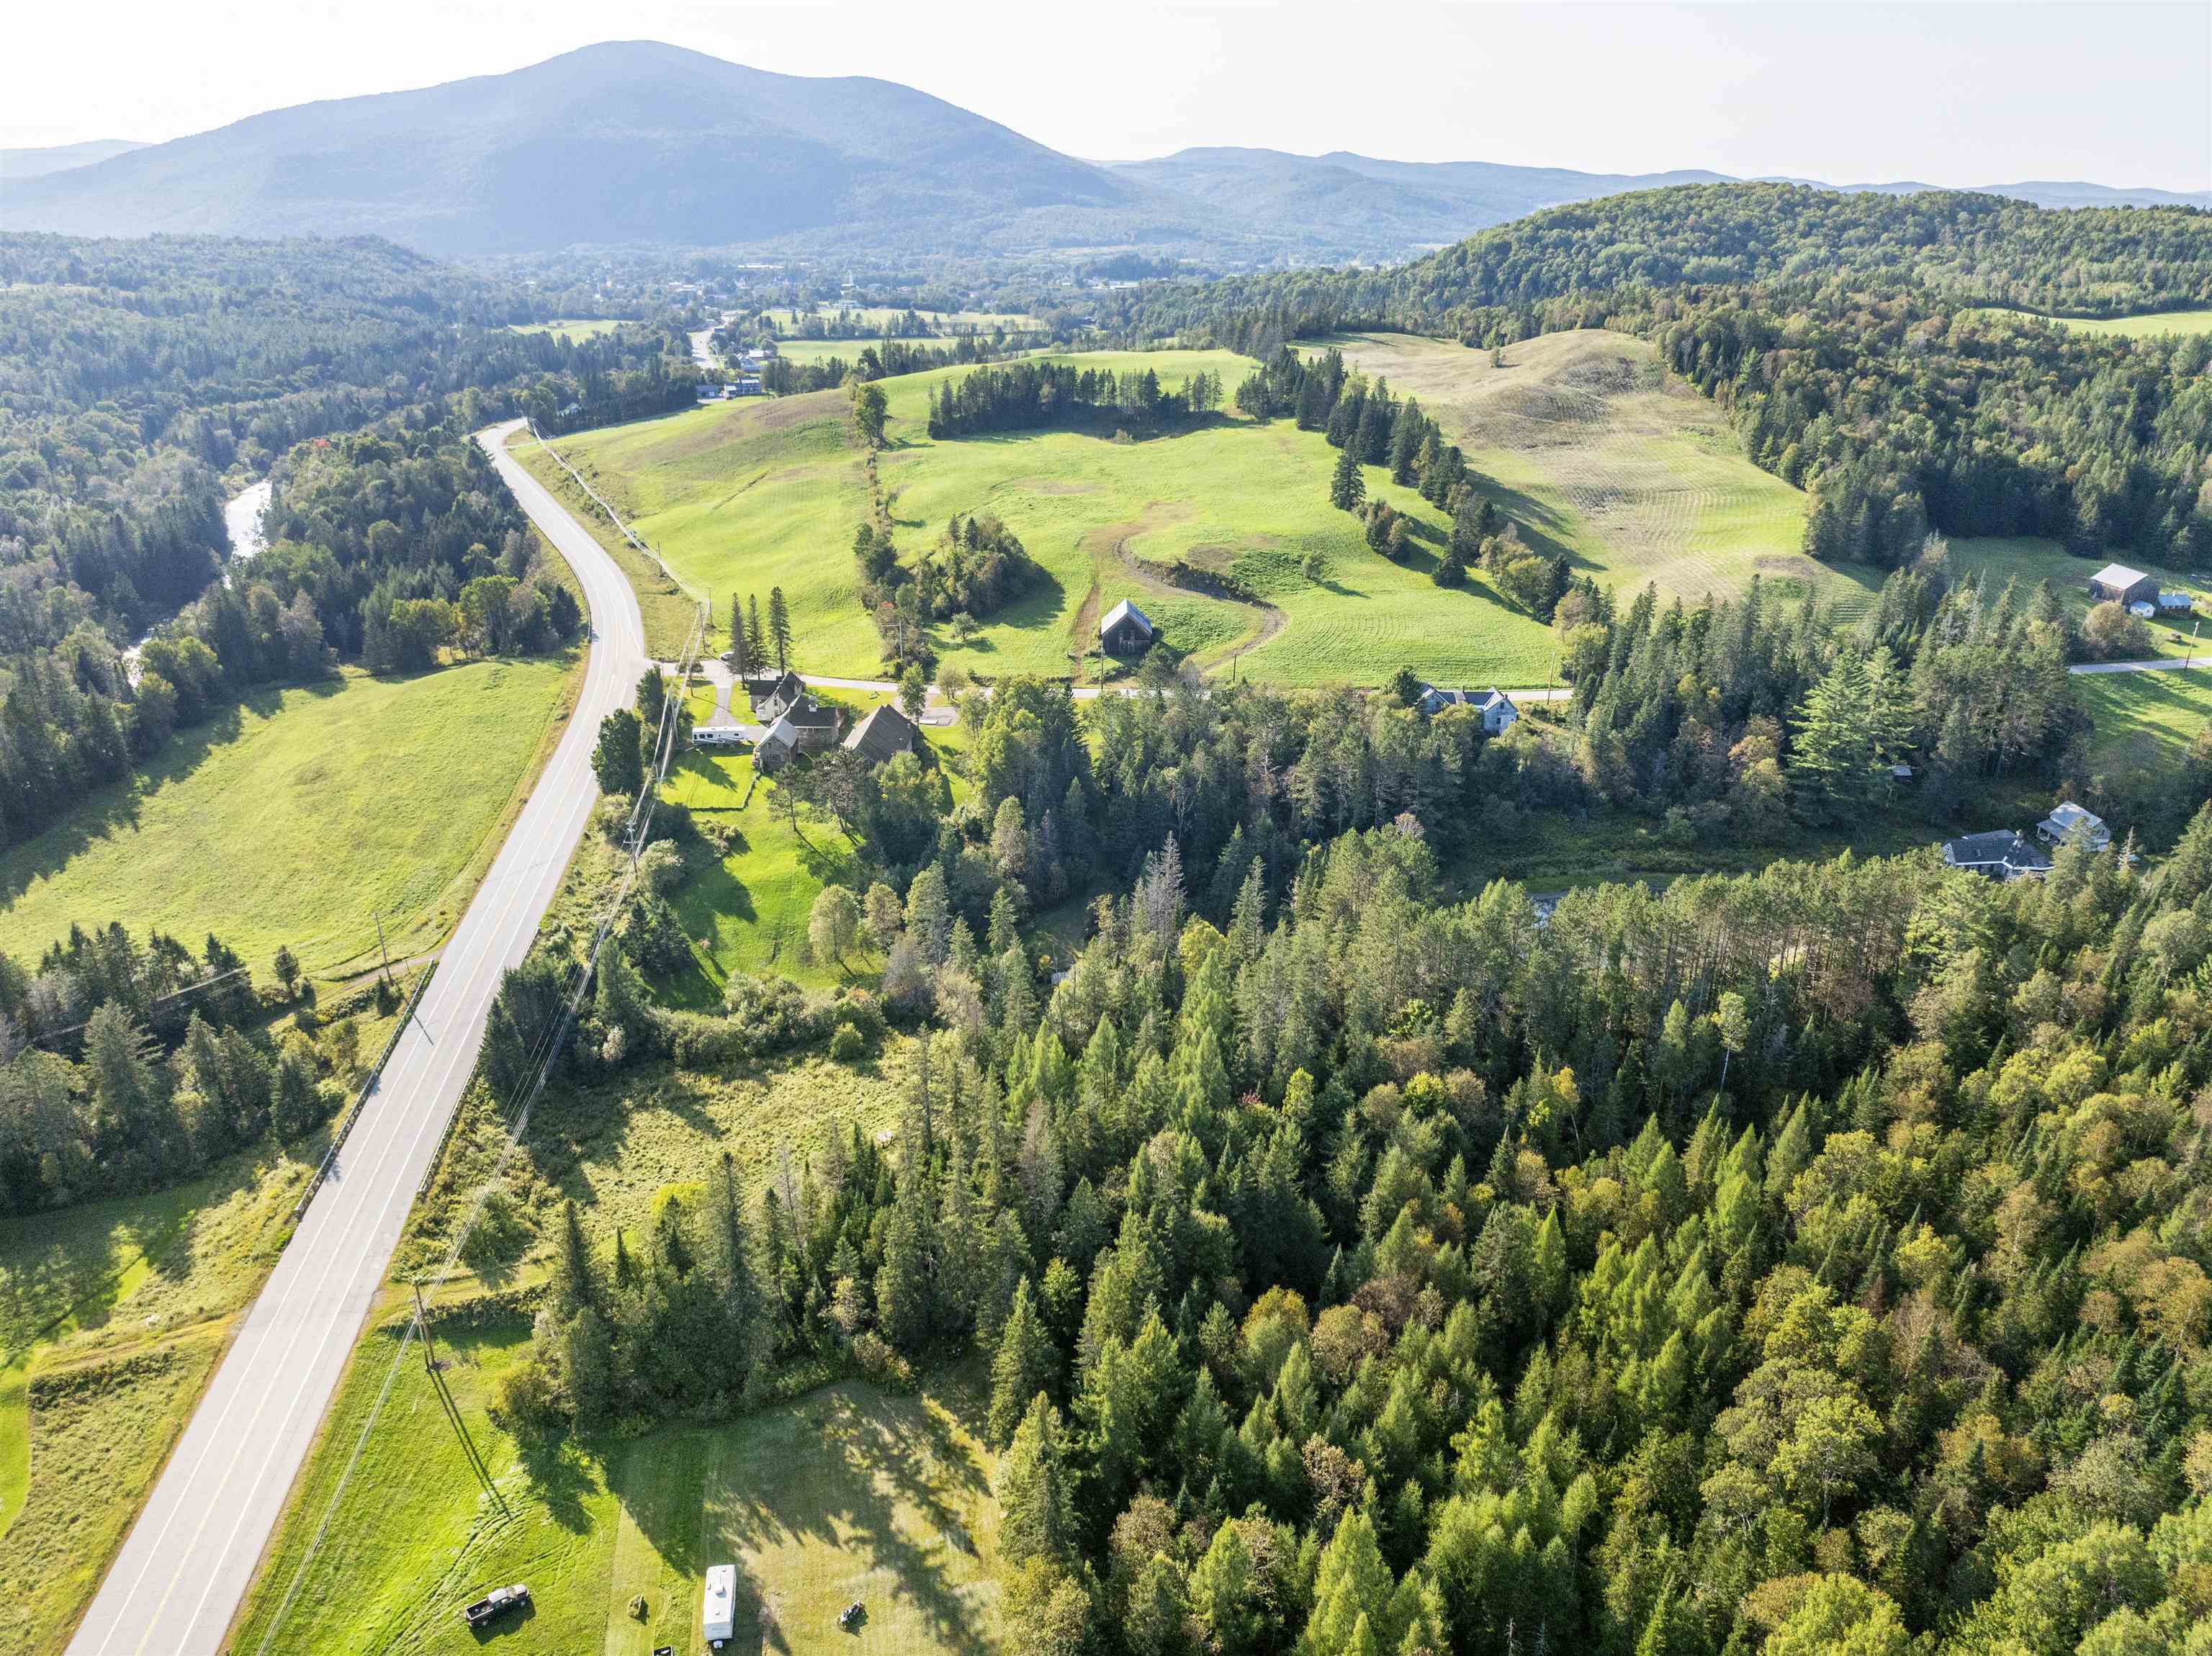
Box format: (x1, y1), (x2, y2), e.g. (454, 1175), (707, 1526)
(515, 1430), (601, 1536)
(1465, 475), (1588, 571)
(642, 1378), (994, 1656)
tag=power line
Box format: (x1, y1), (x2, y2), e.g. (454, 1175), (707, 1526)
(252, 595), (706, 1656)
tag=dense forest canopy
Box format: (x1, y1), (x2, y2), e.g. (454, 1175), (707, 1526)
(1106, 185), (2212, 571)
(473, 657), (2212, 1656)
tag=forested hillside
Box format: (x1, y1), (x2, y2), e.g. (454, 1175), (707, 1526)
(1111, 185), (2212, 570)
(0, 232), (694, 853)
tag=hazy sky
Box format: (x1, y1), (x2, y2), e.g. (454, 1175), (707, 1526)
(9, 1), (2208, 191)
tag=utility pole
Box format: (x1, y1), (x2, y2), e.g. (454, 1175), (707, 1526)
(374, 910), (391, 984)
(413, 1279), (437, 1373)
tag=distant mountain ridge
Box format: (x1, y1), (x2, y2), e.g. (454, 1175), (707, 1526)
(0, 138), (146, 181)
(2, 42), (2200, 261)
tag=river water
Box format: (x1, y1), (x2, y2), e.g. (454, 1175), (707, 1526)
(123, 477), (271, 680)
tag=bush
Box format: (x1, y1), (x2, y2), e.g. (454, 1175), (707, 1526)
(830, 1022), (866, 1062)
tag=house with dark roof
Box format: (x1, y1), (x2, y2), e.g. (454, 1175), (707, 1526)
(1416, 684), (1520, 734)
(752, 670), (809, 721)
(1941, 830), (2053, 882)
(1100, 598), (1155, 656)
(2088, 563), (2157, 607)
(844, 703), (917, 766)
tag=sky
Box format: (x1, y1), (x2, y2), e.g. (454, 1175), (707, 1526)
(8, 1), (2208, 192)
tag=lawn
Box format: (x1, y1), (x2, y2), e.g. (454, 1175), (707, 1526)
(0, 656), (577, 978)
(660, 703), (922, 997)
(1968, 307), (2212, 339)
(2076, 667), (2212, 784)
(661, 752), (853, 994)
(1311, 330), (1887, 623)
(1946, 536), (2208, 658)
(529, 348), (1575, 689)
(0, 1147), (320, 1655)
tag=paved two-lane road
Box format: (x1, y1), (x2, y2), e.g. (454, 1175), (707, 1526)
(67, 422), (645, 1656)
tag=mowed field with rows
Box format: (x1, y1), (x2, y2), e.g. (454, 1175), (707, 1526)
(1315, 330), (1886, 622)
(535, 336), (1861, 689)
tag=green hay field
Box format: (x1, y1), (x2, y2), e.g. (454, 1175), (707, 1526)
(508, 318), (629, 340)
(0, 1148), (320, 1655)
(1314, 330), (1885, 621)
(519, 348), (1571, 689)
(2076, 667), (2212, 783)
(0, 657), (577, 977)
(1969, 307), (2212, 339)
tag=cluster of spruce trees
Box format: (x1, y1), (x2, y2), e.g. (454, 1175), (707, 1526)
(927, 361), (1223, 438)
(0, 922), (355, 1211)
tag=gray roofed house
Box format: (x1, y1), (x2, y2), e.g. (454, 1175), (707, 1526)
(1941, 830), (2053, 882)
(844, 703), (918, 765)
(2088, 563), (2157, 606)
(754, 669), (809, 721)
(1416, 683), (1519, 734)
(1100, 598), (1155, 656)
(755, 715), (799, 773)
(2036, 801), (2111, 850)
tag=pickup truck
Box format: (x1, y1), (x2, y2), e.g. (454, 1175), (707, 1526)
(461, 1583), (531, 1629)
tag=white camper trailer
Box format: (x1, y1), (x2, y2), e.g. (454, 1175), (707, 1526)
(703, 1564), (736, 1649)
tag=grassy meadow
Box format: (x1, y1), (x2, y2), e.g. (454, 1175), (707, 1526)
(0, 657), (577, 978)
(508, 318), (629, 340)
(2076, 667), (2212, 784)
(1969, 307), (2212, 339)
(518, 348), (1577, 688)
(0, 1148), (320, 1655)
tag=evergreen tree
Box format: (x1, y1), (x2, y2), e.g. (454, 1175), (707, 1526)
(996, 1393), (1079, 1567)
(1331, 446), (1367, 513)
(768, 587), (793, 673)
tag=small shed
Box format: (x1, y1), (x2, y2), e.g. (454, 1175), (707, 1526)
(2088, 563), (2157, 607)
(844, 703), (917, 765)
(2158, 591), (2193, 613)
(1100, 598), (1155, 656)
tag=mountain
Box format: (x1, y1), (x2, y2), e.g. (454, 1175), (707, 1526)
(1111, 148), (1730, 258)
(0, 41), (1212, 259)
(4, 43), (2200, 263)
(0, 138), (145, 181)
